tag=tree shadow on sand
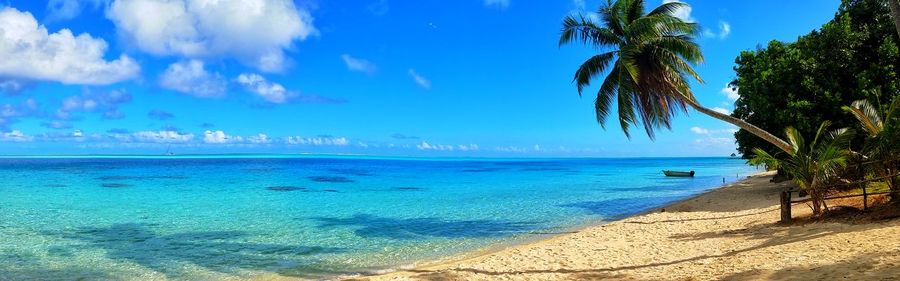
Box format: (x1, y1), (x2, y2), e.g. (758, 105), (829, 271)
(387, 219), (898, 280)
(44, 223), (344, 279)
(312, 214), (539, 239)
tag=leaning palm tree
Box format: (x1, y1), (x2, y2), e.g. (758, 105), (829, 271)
(843, 97), (900, 199)
(559, 0), (792, 153)
(749, 122), (854, 215)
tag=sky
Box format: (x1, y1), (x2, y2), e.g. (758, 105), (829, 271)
(0, 0), (842, 157)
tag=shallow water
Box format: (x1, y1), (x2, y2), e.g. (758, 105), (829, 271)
(0, 156), (757, 280)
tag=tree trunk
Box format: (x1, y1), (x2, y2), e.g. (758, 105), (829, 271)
(889, 0), (900, 38)
(681, 98), (793, 153)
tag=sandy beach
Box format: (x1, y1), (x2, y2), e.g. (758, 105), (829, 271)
(354, 172), (900, 281)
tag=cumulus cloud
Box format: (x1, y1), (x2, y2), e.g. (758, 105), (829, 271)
(285, 135), (349, 146)
(236, 73), (345, 104)
(246, 133), (271, 144)
(55, 89), (132, 121)
(721, 83), (739, 101)
(159, 60), (227, 98)
(0, 7), (139, 85)
(0, 130), (33, 142)
(106, 0), (316, 72)
(661, 0), (694, 22)
(408, 69), (431, 89)
(148, 109), (174, 120)
(132, 130), (194, 143)
(340, 54), (377, 74)
(235, 73), (291, 103)
(0, 98), (41, 129)
(203, 130), (241, 144)
(0, 79), (35, 95)
(485, 0), (510, 9)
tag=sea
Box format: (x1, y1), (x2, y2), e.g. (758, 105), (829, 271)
(0, 156), (758, 280)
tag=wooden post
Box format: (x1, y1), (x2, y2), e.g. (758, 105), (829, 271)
(862, 184), (868, 211)
(780, 190), (792, 223)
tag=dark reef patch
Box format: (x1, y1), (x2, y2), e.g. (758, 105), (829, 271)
(322, 189), (340, 193)
(307, 176), (355, 183)
(101, 183), (132, 188)
(266, 186), (306, 192)
(327, 168), (375, 177)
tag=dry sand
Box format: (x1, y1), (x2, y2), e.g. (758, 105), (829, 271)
(354, 172), (900, 281)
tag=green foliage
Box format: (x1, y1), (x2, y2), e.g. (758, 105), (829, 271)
(732, 0), (900, 157)
(559, 0), (703, 139)
(749, 122), (855, 214)
(843, 96), (900, 193)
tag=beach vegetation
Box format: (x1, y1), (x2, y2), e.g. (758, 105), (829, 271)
(843, 97), (900, 201)
(749, 122), (855, 215)
(731, 0), (900, 157)
(558, 0), (793, 153)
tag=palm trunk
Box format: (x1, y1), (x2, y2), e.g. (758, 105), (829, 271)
(681, 98), (793, 153)
(890, 0), (900, 38)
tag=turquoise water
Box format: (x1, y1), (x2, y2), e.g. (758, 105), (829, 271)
(0, 156), (757, 280)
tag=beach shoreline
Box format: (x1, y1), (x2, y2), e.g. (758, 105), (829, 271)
(346, 171), (900, 281)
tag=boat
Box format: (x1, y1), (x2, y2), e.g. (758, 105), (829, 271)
(663, 170), (695, 177)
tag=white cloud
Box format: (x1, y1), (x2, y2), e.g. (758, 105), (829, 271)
(132, 130), (194, 143)
(285, 136), (349, 146)
(704, 21), (731, 39)
(485, 0), (510, 9)
(721, 84), (739, 101)
(0, 7), (139, 85)
(107, 0), (316, 72)
(690, 126), (709, 135)
(235, 73), (291, 104)
(72, 129), (83, 138)
(417, 141), (454, 151)
(160, 60), (227, 98)
(0, 130), (33, 142)
(691, 126), (738, 135)
(718, 21), (731, 39)
(712, 107), (731, 115)
(340, 54), (377, 74)
(661, 0), (693, 22)
(203, 130), (242, 144)
(246, 133), (271, 144)
(408, 69), (431, 89)
(55, 89), (132, 120)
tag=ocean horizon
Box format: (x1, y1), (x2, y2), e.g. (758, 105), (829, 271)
(0, 156), (758, 280)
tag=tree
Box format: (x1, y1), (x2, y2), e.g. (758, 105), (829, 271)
(558, 0), (792, 153)
(889, 0), (900, 38)
(843, 97), (900, 199)
(732, 0), (900, 158)
(750, 122), (854, 215)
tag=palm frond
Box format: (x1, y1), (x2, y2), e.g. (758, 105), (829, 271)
(573, 52), (617, 95)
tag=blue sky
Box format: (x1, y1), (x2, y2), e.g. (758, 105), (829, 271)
(0, 0), (840, 157)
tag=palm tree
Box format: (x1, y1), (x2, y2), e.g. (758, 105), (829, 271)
(749, 122), (854, 215)
(559, 0), (792, 153)
(843, 97), (900, 199)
